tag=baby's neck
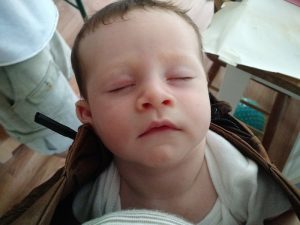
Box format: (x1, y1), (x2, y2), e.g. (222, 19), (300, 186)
(116, 141), (217, 223)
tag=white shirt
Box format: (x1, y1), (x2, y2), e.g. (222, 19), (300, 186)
(0, 0), (58, 66)
(73, 130), (291, 224)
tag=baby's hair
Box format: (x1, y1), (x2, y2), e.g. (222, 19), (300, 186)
(71, 0), (203, 99)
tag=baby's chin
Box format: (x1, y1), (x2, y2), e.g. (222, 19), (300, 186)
(136, 147), (192, 170)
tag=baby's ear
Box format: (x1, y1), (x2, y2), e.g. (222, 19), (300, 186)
(76, 99), (93, 124)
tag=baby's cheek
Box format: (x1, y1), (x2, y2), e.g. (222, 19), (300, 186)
(96, 121), (128, 150)
(189, 99), (211, 130)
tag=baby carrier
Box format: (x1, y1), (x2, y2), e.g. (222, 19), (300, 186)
(0, 93), (299, 224)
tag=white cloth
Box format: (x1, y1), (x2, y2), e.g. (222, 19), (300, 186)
(73, 130), (291, 224)
(73, 161), (121, 221)
(0, 0), (58, 66)
(202, 0), (300, 79)
(204, 131), (290, 224)
(83, 210), (193, 225)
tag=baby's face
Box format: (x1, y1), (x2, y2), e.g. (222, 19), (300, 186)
(78, 9), (211, 169)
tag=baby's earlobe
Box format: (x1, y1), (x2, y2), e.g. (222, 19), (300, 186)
(75, 99), (93, 124)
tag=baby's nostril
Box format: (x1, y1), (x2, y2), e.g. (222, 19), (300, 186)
(143, 102), (151, 109)
(162, 99), (171, 105)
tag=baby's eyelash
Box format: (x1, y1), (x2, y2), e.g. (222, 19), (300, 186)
(109, 84), (134, 93)
(168, 77), (193, 81)
(109, 87), (125, 92)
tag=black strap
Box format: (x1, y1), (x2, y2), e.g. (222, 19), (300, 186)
(34, 112), (77, 140)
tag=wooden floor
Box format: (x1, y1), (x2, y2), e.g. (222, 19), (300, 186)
(0, 0), (299, 217)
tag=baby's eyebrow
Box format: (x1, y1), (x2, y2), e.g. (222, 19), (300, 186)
(157, 51), (200, 65)
(100, 70), (134, 85)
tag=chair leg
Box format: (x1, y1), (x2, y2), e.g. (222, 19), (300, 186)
(262, 92), (287, 150)
(208, 61), (222, 87)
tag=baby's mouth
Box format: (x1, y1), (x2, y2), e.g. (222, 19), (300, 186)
(138, 120), (180, 138)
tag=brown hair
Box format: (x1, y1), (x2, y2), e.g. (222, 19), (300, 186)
(71, 0), (202, 99)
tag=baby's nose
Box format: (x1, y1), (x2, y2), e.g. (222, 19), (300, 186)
(136, 84), (174, 111)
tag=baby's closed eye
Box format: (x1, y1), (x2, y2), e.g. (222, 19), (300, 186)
(166, 71), (196, 85)
(108, 83), (135, 93)
(167, 76), (194, 81)
(166, 66), (197, 84)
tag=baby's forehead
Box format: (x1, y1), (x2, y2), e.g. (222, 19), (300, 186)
(121, 7), (180, 19)
(81, 8), (196, 48)
(77, 6), (201, 77)
(110, 8), (182, 29)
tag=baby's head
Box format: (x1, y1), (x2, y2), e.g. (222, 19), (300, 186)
(72, 0), (204, 99)
(72, 0), (211, 168)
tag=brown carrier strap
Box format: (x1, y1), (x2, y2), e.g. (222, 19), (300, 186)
(210, 93), (300, 217)
(0, 125), (112, 225)
(0, 94), (299, 224)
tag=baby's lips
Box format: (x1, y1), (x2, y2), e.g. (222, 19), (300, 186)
(138, 120), (180, 137)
